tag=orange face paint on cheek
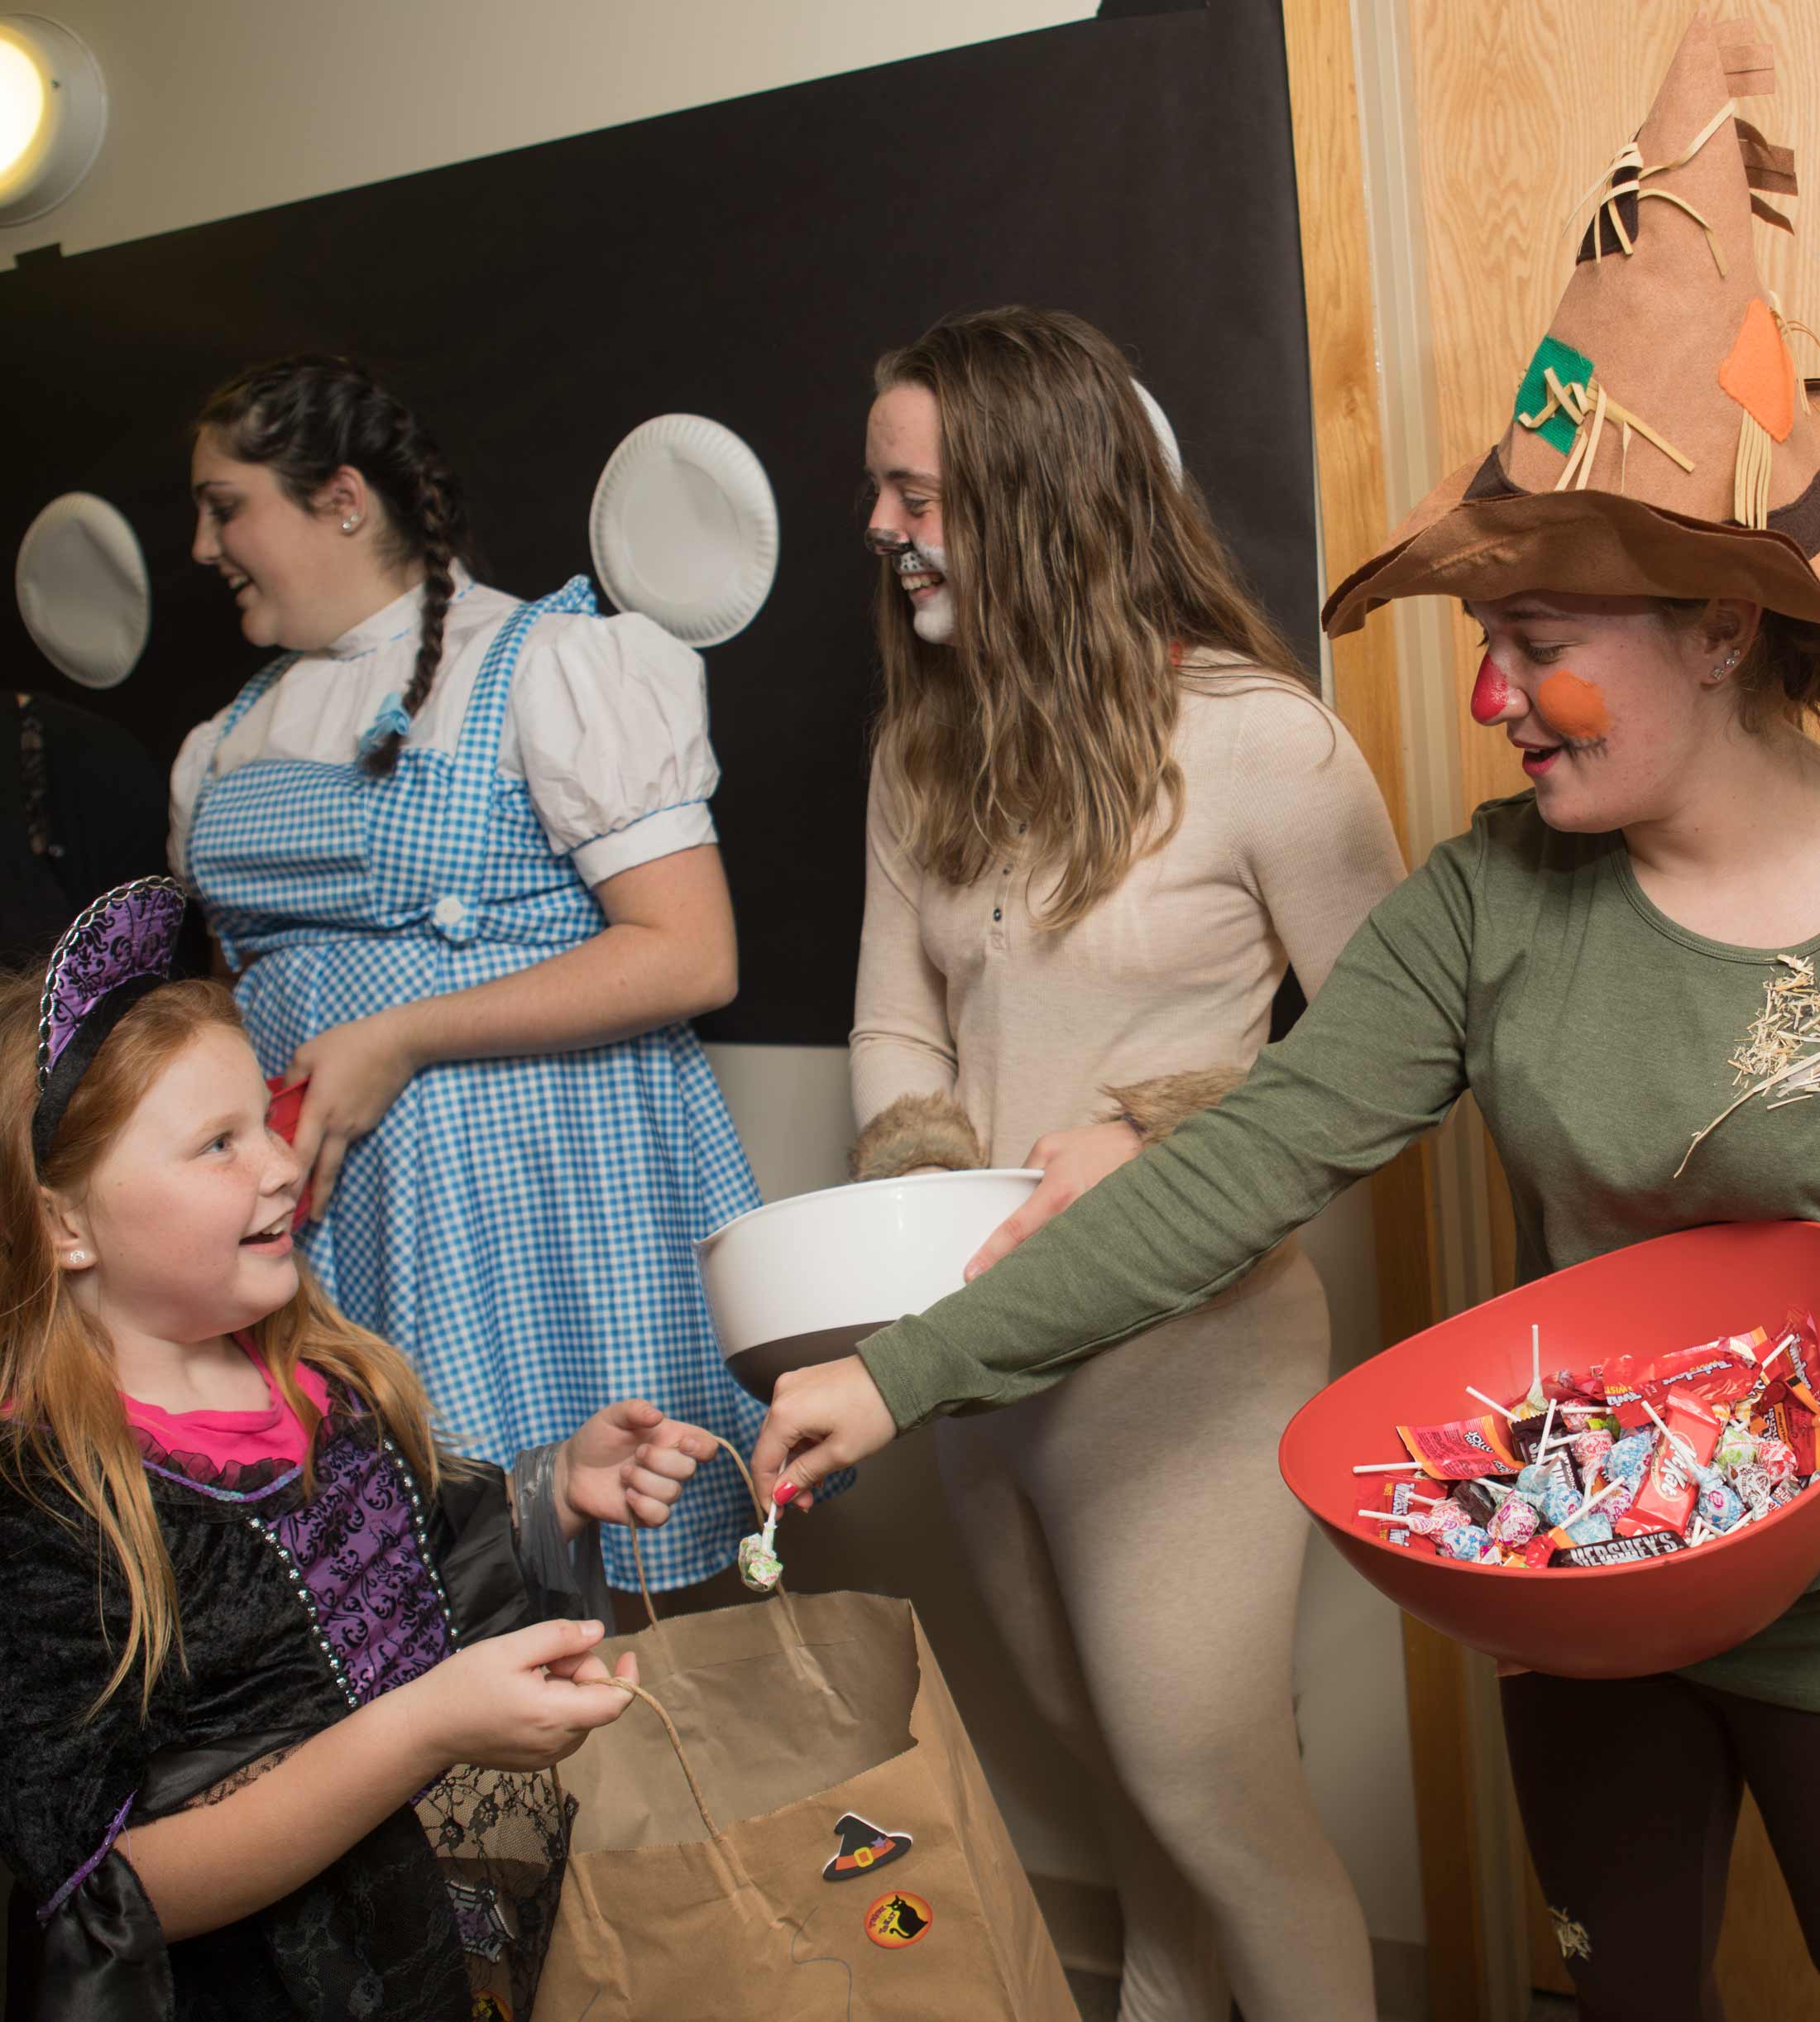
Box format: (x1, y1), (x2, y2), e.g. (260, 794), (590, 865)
(1535, 669), (1612, 743)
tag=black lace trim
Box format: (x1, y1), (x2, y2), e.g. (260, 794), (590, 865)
(415, 1766), (575, 2018)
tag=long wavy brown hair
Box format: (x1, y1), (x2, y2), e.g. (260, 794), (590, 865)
(870, 306), (1309, 927)
(0, 973), (443, 1713)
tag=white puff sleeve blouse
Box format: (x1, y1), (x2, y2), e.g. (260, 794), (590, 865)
(169, 573), (721, 889)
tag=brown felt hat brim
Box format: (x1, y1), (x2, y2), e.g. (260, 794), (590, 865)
(1323, 488), (1820, 636)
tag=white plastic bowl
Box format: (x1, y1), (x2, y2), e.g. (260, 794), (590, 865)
(696, 1169), (1042, 1400)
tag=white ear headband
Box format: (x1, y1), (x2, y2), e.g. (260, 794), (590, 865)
(1133, 380), (1182, 484)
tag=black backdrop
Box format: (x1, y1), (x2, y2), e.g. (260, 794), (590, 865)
(0, 6), (1315, 1046)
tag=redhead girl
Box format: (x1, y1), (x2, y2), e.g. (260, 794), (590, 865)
(1, 880), (712, 2020)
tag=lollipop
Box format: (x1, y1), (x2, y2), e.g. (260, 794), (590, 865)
(1516, 1457), (1573, 1507)
(1487, 1497), (1540, 1547)
(1571, 1430), (1614, 1486)
(1443, 1525), (1495, 1562)
(1731, 1462), (1775, 1520)
(1694, 1472), (1746, 1533)
(1356, 1497), (1468, 1538)
(1757, 1437), (1800, 1485)
(737, 1483), (791, 1593)
(1714, 1421), (1759, 1474)
(1604, 1429), (1655, 1490)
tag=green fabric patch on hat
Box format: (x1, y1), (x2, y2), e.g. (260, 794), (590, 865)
(1515, 334), (1595, 458)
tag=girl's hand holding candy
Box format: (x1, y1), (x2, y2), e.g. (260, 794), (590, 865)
(553, 1399), (717, 1540)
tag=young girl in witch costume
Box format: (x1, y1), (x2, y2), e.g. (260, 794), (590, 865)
(766, 22), (1820, 2019)
(1, 879), (715, 2020)
(172, 355), (769, 1606)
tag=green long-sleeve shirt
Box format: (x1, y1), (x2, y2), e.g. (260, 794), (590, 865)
(858, 792), (1820, 1708)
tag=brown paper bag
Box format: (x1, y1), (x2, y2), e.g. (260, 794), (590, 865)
(534, 1574), (1080, 2020)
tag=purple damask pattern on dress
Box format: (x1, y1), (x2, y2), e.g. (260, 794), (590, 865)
(274, 1428), (453, 1704)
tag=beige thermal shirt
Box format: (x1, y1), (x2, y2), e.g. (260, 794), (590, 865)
(850, 665), (1408, 1164)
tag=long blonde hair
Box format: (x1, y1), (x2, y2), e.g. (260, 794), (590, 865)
(0, 973), (443, 1713)
(871, 306), (1309, 927)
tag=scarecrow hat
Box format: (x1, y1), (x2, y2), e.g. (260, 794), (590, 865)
(1324, 11), (1820, 638)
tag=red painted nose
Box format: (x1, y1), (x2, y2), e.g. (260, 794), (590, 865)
(1469, 654), (1510, 725)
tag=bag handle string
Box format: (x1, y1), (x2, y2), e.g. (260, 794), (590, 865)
(609, 1434), (802, 1841)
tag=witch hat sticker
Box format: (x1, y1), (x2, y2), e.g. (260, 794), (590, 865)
(821, 1812), (912, 1883)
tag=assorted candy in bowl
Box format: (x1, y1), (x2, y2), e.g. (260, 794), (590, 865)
(1279, 1223), (1820, 1676)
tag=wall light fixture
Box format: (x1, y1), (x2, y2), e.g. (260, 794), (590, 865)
(0, 16), (107, 228)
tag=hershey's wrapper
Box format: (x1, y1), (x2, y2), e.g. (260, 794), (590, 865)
(1554, 1531), (1686, 1568)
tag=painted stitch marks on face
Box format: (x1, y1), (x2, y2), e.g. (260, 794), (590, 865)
(864, 528), (956, 645)
(1535, 669), (1612, 755)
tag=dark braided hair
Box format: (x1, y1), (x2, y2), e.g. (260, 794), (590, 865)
(195, 356), (476, 775)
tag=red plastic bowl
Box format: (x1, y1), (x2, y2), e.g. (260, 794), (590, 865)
(1279, 1222), (1820, 1677)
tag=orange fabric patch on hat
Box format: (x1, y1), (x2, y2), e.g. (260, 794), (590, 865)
(1720, 298), (1795, 444)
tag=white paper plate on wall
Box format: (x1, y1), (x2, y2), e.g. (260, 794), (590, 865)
(16, 492), (151, 688)
(589, 414), (778, 645)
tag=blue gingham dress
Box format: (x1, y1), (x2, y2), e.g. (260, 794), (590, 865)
(184, 577), (766, 1587)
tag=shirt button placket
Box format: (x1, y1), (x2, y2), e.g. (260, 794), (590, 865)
(990, 823), (1025, 947)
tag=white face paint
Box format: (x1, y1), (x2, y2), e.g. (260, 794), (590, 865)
(893, 539), (955, 645)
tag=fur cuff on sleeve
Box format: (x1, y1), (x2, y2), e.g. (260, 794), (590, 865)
(1098, 1066), (1248, 1148)
(850, 1093), (987, 1182)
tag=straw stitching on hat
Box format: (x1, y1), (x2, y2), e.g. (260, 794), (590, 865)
(1567, 95), (1737, 276)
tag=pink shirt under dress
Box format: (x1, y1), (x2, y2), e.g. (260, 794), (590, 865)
(121, 1338), (332, 1488)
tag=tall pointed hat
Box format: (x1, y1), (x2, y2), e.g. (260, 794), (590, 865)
(1324, 12), (1820, 637)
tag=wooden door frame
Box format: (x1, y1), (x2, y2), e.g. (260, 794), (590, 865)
(1280, 3), (1519, 2016)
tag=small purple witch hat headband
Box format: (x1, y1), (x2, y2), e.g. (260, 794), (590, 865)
(33, 876), (189, 1169)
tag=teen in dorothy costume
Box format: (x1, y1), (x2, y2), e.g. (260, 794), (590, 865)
(172, 357), (764, 1593)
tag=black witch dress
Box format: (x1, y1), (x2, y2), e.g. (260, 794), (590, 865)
(1, 1402), (590, 2021)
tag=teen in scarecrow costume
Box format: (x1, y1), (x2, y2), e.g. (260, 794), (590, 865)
(762, 17), (1820, 2016)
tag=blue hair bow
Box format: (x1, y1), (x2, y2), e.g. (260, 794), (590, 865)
(357, 692), (413, 757)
